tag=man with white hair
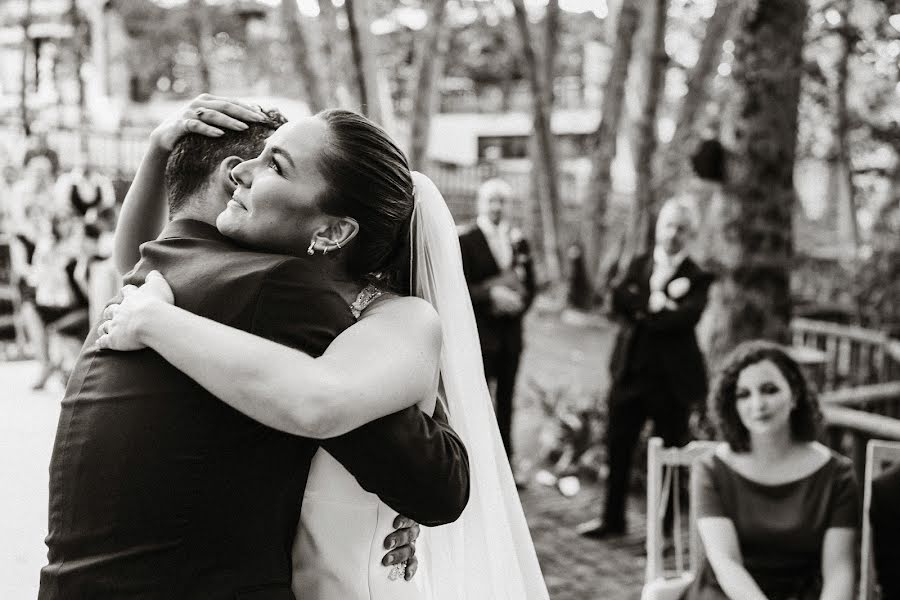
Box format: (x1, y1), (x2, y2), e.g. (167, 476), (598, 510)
(579, 196), (713, 539)
(459, 178), (535, 463)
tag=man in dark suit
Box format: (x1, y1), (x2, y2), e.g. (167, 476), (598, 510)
(871, 462), (900, 599)
(459, 178), (535, 462)
(578, 197), (713, 539)
(39, 114), (469, 599)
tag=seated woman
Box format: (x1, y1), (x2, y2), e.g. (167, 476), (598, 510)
(14, 211), (90, 389)
(688, 341), (858, 600)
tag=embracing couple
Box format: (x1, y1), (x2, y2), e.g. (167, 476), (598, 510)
(39, 96), (548, 600)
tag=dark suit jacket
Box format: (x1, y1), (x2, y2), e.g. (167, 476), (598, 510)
(458, 224), (535, 358)
(608, 253), (713, 407)
(871, 463), (900, 600)
(39, 219), (469, 600)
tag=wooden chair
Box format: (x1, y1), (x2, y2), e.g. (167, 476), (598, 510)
(860, 439), (900, 600)
(644, 437), (718, 598)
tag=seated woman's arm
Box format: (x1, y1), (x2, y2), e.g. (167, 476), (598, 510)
(102, 276), (442, 439)
(696, 518), (770, 600)
(818, 527), (855, 600)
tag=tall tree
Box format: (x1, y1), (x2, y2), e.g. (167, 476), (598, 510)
(704, 0), (808, 362)
(281, 0), (328, 113)
(69, 0), (88, 149)
(510, 0), (564, 279)
(408, 0), (449, 169)
(20, 0), (33, 136)
(544, 0), (561, 108)
(626, 0), (670, 262)
(188, 0), (213, 91)
(583, 0), (641, 296)
(831, 0), (860, 253)
(344, 0), (385, 123)
(655, 0), (739, 197)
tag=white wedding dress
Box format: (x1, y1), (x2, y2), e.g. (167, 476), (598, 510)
(291, 173), (549, 600)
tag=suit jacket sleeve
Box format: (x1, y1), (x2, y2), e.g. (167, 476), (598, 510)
(459, 231), (493, 308)
(517, 238), (537, 310)
(251, 260), (470, 526)
(644, 269), (713, 334)
(322, 402), (470, 526)
(610, 258), (647, 322)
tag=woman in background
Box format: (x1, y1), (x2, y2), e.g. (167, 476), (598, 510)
(689, 341), (857, 600)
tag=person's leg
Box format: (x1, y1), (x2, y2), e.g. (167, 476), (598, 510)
(21, 301), (52, 390)
(494, 348), (521, 460)
(650, 390), (692, 536)
(579, 379), (648, 537)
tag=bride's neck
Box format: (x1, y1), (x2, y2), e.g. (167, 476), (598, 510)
(330, 277), (367, 306)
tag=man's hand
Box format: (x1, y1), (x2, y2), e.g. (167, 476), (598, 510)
(149, 94), (269, 153)
(490, 285), (524, 315)
(381, 515), (420, 581)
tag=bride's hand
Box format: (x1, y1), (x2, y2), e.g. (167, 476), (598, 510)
(97, 271), (174, 351)
(149, 93), (270, 153)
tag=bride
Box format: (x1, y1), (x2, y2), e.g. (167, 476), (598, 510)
(98, 97), (549, 600)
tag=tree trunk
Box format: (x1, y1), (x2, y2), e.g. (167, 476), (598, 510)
(655, 0), (738, 198)
(281, 0), (328, 113)
(408, 0), (448, 170)
(69, 0), (88, 150)
(833, 0), (859, 254)
(344, 0), (384, 123)
(315, 0), (343, 106)
(583, 0), (641, 298)
(20, 0), (32, 136)
(510, 0), (563, 280)
(188, 0), (213, 91)
(703, 0), (808, 365)
(625, 0), (670, 265)
(544, 0), (560, 108)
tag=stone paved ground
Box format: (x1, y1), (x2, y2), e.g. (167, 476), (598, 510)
(514, 311), (646, 600)
(0, 312), (649, 599)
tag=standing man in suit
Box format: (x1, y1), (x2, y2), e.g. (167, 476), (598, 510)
(459, 178), (535, 462)
(40, 105), (469, 599)
(578, 197), (713, 539)
(871, 462), (900, 599)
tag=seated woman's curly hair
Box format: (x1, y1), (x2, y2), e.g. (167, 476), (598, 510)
(709, 340), (823, 452)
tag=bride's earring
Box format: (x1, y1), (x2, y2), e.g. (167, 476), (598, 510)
(307, 241), (315, 255)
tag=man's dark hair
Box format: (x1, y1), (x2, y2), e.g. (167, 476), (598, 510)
(164, 108), (287, 214)
(709, 340), (823, 452)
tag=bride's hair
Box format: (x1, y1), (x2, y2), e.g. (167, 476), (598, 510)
(314, 109), (415, 295)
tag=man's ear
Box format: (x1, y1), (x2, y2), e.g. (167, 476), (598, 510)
(219, 156), (244, 195)
(312, 217), (360, 251)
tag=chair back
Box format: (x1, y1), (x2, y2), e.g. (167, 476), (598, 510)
(860, 439), (900, 600)
(645, 437), (718, 583)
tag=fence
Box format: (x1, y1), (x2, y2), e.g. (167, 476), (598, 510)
(792, 318), (900, 481)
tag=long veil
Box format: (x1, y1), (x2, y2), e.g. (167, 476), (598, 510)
(409, 171), (549, 600)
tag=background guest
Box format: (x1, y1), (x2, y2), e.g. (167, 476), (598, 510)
(459, 177), (535, 463)
(578, 196), (713, 539)
(689, 341), (857, 600)
(871, 461), (900, 599)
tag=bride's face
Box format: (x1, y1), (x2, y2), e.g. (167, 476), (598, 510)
(218, 117), (332, 256)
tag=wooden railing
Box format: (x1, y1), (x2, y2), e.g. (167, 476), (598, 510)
(793, 319), (900, 481)
(792, 317), (900, 391)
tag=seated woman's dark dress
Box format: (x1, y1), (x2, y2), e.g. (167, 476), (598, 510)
(686, 450), (858, 600)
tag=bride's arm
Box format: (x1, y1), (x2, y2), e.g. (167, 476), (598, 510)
(111, 287), (442, 439)
(112, 144), (170, 274)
